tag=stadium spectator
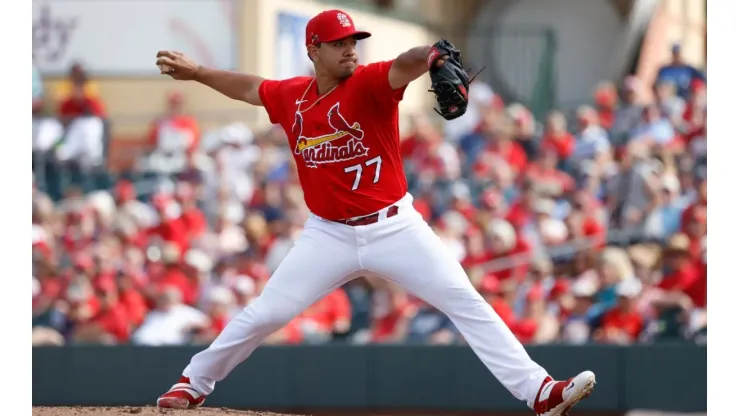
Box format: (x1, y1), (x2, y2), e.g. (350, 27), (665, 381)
(132, 286), (208, 346)
(147, 91), (201, 155)
(655, 43), (706, 100)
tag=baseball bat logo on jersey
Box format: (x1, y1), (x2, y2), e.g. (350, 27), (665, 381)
(292, 103), (369, 168)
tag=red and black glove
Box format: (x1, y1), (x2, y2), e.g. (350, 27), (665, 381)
(427, 39), (483, 121)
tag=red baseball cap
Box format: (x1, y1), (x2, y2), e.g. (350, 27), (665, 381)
(305, 9), (371, 47)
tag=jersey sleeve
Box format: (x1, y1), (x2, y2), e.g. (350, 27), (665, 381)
(258, 79), (285, 125)
(358, 60), (407, 105)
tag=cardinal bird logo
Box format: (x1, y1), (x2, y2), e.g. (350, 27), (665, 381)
(292, 103), (369, 168)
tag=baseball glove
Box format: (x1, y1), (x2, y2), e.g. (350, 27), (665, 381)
(427, 39), (484, 121)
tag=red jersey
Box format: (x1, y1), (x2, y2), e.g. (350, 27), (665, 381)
(258, 60), (408, 220)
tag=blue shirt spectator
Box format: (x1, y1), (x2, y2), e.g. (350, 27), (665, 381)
(629, 105), (676, 146)
(406, 305), (459, 344)
(655, 44), (706, 100)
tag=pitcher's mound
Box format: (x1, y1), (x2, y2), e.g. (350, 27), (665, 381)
(32, 407), (303, 416)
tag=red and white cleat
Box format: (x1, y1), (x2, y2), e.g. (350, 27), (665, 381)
(156, 376), (207, 409)
(533, 370), (596, 416)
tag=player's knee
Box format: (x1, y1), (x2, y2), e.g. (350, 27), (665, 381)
(244, 298), (297, 330)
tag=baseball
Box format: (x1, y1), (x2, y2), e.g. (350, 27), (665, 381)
(158, 64), (173, 73)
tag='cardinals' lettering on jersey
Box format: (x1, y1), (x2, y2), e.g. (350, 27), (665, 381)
(259, 60), (408, 221)
(292, 103), (369, 168)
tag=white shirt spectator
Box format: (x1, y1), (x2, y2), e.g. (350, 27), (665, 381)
(572, 125), (610, 164)
(132, 304), (208, 346)
(56, 116), (105, 168)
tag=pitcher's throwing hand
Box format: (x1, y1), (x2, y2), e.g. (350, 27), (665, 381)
(156, 50), (199, 80)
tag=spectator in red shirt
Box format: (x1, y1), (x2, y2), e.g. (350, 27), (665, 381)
(594, 279), (644, 344)
(371, 287), (417, 343)
(507, 103), (539, 160)
(301, 289), (353, 339)
(147, 91), (201, 155)
(479, 275), (516, 329)
(512, 288), (559, 344)
(540, 111), (575, 161)
(681, 177), (707, 232)
(593, 81), (619, 130)
(117, 271), (149, 327)
(525, 145), (575, 199)
(174, 181), (207, 241)
(58, 79), (107, 123)
(74, 277), (132, 344)
(656, 233), (703, 306)
(461, 226), (492, 270)
(473, 115), (528, 177)
(400, 114), (440, 160)
(155, 244), (199, 306)
(149, 193), (189, 253)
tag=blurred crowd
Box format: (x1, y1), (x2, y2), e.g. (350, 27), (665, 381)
(32, 43), (707, 347)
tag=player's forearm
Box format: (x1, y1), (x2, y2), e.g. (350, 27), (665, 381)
(389, 45), (433, 90)
(397, 46), (432, 75)
(193, 66), (264, 105)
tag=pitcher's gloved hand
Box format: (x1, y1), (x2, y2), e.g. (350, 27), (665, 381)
(427, 39), (484, 121)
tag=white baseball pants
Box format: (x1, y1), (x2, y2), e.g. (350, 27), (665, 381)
(182, 194), (548, 406)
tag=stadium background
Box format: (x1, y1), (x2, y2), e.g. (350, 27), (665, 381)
(31, 0), (707, 415)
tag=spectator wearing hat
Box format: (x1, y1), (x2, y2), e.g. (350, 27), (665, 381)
(230, 275), (257, 319)
(593, 278), (644, 344)
(649, 233), (703, 340)
(182, 249), (214, 310)
(193, 286), (236, 344)
(484, 218), (530, 282)
(561, 277), (599, 344)
(656, 234), (703, 303)
(655, 43), (706, 100)
(592, 81), (619, 130)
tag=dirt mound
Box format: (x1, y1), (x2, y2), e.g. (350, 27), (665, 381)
(32, 407), (303, 416)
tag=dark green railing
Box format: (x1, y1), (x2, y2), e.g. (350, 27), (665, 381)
(33, 344), (706, 412)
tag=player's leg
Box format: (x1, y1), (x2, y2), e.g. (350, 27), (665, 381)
(158, 216), (360, 408)
(362, 208), (594, 414)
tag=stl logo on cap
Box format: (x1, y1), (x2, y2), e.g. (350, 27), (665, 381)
(337, 12), (351, 28)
